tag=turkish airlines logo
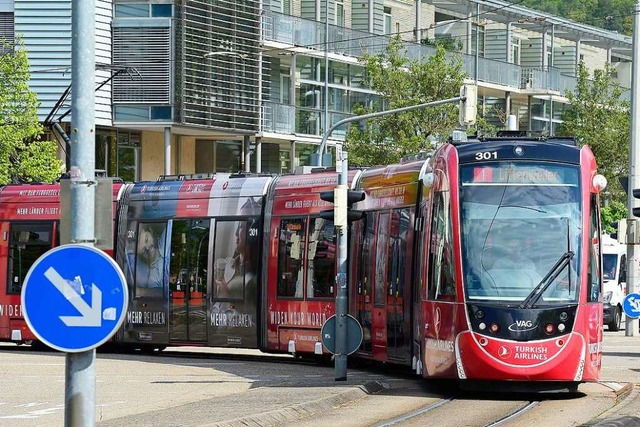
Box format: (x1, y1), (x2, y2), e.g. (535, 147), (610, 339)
(498, 345), (512, 359)
(508, 319), (537, 332)
(434, 307), (441, 335)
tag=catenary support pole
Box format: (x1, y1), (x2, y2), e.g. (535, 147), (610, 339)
(626, 0), (640, 337)
(67, 0), (97, 425)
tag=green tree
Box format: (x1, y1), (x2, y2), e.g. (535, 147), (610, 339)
(0, 38), (61, 184)
(519, 0), (633, 35)
(345, 36), (466, 166)
(601, 200), (627, 234)
(557, 61), (629, 208)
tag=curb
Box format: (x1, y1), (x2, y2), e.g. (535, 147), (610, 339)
(587, 383), (640, 426)
(204, 381), (389, 427)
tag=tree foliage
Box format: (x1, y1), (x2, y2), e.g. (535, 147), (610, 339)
(557, 61), (629, 207)
(345, 37), (466, 166)
(601, 200), (627, 234)
(519, 0), (633, 35)
(0, 38), (61, 184)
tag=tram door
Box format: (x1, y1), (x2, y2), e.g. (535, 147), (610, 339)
(372, 212), (391, 359)
(168, 218), (209, 342)
(356, 213), (375, 353)
(386, 209), (410, 362)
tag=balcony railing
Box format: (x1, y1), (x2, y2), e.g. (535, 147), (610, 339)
(263, 11), (634, 99)
(262, 101), (351, 138)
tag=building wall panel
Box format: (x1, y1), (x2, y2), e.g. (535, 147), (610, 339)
(15, 0), (112, 126)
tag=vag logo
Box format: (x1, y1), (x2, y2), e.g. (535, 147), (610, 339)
(508, 319), (537, 332)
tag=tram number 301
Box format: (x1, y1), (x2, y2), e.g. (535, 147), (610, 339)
(475, 151), (498, 160)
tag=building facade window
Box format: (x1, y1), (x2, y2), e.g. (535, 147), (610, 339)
(114, 3), (174, 18)
(471, 24), (485, 56)
(511, 36), (521, 65)
(95, 129), (140, 182)
(384, 7), (392, 35)
(335, 0), (344, 27)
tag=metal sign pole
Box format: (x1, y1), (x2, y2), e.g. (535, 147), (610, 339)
(627, 0), (640, 337)
(334, 145), (348, 380)
(68, 0), (97, 425)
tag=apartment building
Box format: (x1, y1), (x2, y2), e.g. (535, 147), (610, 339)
(4, 0), (633, 180)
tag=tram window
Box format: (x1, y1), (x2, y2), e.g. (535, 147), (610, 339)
(7, 222), (54, 295)
(307, 218), (335, 298)
(213, 219), (258, 300)
(169, 219), (210, 297)
(277, 218), (306, 298)
(375, 212), (390, 306)
(428, 193), (456, 301)
(387, 209), (410, 299)
(133, 222), (169, 298)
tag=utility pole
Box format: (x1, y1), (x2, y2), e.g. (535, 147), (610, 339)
(68, 0), (97, 424)
(626, 0), (640, 337)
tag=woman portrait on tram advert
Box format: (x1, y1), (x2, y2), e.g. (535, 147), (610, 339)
(211, 197), (260, 336)
(133, 222), (169, 296)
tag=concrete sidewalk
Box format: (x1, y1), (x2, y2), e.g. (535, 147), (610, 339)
(589, 330), (640, 426)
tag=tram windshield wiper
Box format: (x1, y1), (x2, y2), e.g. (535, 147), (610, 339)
(500, 205), (547, 214)
(519, 251), (574, 309)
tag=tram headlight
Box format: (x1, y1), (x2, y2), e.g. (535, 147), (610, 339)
(544, 323), (556, 335)
(593, 174), (607, 193)
(602, 291), (613, 304)
(559, 311), (568, 322)
(557, 323), (566, 333)
(489, 322), (500, 333)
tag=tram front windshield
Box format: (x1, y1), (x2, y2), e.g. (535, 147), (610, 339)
(460, 162), (581, 306)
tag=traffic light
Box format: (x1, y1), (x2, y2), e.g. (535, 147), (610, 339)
(319, 186), (366, 228)
(459, 84), (477, 126)
(633, 188), (640, 217)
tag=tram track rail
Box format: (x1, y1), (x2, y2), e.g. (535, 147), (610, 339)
(373, 397), (540, 427)
(483, 401), (540, 427)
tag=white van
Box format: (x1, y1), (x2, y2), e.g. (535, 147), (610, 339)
(602, 234), (627, 331)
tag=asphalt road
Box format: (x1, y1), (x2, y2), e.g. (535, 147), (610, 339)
(0, 328), (639, 427)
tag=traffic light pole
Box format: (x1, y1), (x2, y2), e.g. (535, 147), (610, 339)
(335, 146), (349, 380)
(626, 0), (640, 337)
(315, 96), (465, 167)
(318, 96), (465, 381)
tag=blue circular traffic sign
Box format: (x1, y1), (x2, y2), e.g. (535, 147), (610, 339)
(21, 244), (128, 352)
(623, 293), (640, 319)
(321, 314), (363, 355)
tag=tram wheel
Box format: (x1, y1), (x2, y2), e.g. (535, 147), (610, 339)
(608, 306), (621, 332)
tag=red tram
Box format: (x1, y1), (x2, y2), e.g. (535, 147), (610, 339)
(348, 135), (605, 391)
(0, 134), (607, 391)
(0, 182), (123, 344)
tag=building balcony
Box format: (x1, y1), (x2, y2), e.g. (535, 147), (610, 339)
(262, 11), (630, 103)
(262, 101), (351, 138)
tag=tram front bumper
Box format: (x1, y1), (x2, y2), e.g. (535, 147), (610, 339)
(456, 331), (585, 381)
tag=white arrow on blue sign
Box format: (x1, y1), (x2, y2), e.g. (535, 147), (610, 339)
(21, 244), (128, 353)
(623, 292), (640, 320)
